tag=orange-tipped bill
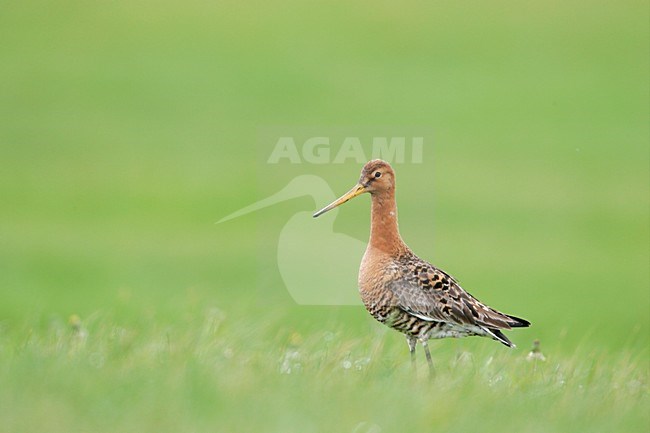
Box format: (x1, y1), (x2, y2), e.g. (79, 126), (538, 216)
(313, 183), (366, 218)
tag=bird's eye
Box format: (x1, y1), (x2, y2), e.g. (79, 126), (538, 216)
(374, 171), (382, 178)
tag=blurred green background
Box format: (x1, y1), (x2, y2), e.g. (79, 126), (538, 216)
(1, 1), (648, 432)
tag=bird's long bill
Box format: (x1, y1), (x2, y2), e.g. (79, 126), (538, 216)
(313, 183), (366, 218)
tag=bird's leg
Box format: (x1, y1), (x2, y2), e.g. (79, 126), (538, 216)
(406, 336), (417, 371)
(420, 339), (434, 377)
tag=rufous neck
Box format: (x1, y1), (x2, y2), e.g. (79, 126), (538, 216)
(369, 190), (405, 254)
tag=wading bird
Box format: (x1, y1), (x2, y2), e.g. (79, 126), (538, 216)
(313, 160), (530, 372)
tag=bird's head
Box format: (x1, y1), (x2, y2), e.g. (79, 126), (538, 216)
(313, 159), (395, 218)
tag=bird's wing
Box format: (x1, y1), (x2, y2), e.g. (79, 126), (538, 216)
(387, 255), (517, 330)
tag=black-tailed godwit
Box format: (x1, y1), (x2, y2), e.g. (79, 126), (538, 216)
(313, 160), (530, 371)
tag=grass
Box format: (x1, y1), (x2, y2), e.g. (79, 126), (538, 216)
(1, 307), (647, 433)
(0, 0), (648, 432)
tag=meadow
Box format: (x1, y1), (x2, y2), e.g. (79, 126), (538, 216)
(0, 1), (648, 432)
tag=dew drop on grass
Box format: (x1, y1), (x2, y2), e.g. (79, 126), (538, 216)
(279, 349), (301, 374)
(354, 357), (371, 371)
